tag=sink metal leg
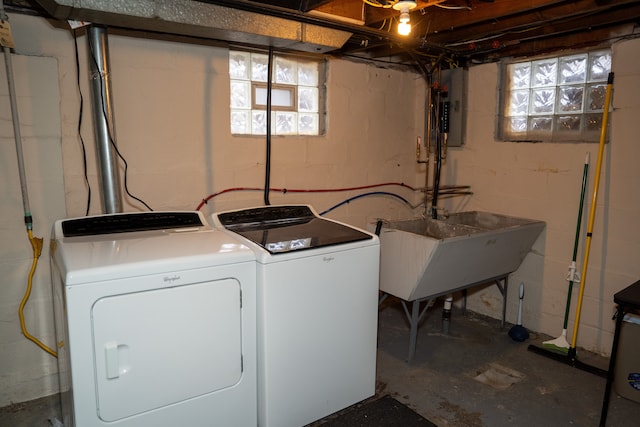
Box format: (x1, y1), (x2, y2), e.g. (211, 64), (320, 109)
(408, 300), (420, 363)
(494, 276), (509, 328)
(461, 289), (467, 315)
(383, 275), (511, 363)
(378, 292), (389, 305)
(400, 297), (434, 363)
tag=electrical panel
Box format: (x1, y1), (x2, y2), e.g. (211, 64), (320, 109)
(438, 67), (467, 147)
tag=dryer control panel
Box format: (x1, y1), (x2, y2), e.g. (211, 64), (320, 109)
(61, 212), (204, 237)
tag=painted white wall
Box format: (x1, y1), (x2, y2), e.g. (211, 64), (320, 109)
(442, 39), (640, 357)
(0, 53), (65, 408)
(0, 13), (425, 406)
(2, 11), (640, 407)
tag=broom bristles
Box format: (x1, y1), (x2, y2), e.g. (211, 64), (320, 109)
(542, 329), (570, 354)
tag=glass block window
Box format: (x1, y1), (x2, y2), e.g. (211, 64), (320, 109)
(499, 49), (612, 142)
(229, 50), (325, 136)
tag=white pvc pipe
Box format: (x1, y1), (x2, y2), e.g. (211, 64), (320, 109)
(2, 12), (32, 229)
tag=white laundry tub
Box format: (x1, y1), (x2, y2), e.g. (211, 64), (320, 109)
(378, 211), (545, 301)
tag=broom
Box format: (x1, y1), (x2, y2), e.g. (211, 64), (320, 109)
(527, 73), (613, 378)
(542, 153), (590, 353)
(568, 72), (615, 361)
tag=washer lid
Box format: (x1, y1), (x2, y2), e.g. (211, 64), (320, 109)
(216, 205), (372, 255)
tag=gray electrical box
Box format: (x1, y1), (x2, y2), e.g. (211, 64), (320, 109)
(439, 67), (467, 147)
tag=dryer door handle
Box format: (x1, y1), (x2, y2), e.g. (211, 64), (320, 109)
(105, 341), (120, 379)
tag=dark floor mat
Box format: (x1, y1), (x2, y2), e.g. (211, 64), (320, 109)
(317, 395), (437, 427)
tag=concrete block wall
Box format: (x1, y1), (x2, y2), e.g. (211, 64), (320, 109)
(2, 11), (640, 407)
(0, 13), (425, 405)
(0, 53), (66, 406)
(442, 39), (640, 357)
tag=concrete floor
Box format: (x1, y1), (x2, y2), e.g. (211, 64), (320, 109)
(2, 297), (639, 427)
(376, 297), (640, 427)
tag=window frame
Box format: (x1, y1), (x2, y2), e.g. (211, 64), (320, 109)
(229, 49), (326, 137)
(252, 83), (297, 112)
(497, 48), (612, 143)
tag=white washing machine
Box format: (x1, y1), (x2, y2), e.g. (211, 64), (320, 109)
(211, 205), (380, 427)
(50, 211), (257, 427)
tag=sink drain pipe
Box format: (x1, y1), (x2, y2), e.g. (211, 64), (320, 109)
(442, 294), (453, 335)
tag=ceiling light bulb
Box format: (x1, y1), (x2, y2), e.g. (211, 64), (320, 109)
(398, 20), (411, 36)
(393, 1), (417, 36)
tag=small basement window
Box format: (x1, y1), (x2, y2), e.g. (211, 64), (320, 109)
(229, 50), (325, 136)
(498, 49), (611, 142)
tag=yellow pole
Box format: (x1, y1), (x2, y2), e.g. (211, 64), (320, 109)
(569, 73), (615, 354)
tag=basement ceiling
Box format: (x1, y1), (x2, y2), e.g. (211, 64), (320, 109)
(11, 0), (640, 73)
(242, 0), (640, 67)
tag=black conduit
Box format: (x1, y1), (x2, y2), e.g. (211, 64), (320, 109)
(432, 139), (442, 218)
(263, 46), (274, 206)
(431, 88), (450, 219)
(431, 88), (441, 219)
(374, 220), (384, 236)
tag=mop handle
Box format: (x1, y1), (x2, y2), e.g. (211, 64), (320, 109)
(570, 73), (614, 350)
(562, 153), (589, 330)
(572, 152), (590, 265)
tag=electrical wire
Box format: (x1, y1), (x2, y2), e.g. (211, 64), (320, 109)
(196, 182), (472, 218)
(319, 191), (412, 216)
(196, 182), (419, 210)
(363, 0), (397, 8)
(18, 231), (57, 358)
(86, 29), (153, 212)
(73, 30), (92, 216)
(445, 32), (507, 47)
(434, 3), (471, 11)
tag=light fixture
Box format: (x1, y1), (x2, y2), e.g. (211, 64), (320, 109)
(393, 1), (417, 36)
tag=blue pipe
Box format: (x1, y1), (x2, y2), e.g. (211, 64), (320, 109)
(319, 191), (412, 216)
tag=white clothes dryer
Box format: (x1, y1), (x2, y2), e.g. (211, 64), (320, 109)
(50, 211), (257, 427)
(211, 205), (380, 427)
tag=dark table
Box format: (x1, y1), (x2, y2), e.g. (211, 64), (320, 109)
(600, 279), (640, 426)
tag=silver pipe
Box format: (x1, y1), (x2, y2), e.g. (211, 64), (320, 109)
(1, 2), (31, 229)
(3, 44), (32, 229)
(87, 25), (122, 214)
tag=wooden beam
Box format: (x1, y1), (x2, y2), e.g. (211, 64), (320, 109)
(477, 23), (636, 61)
(301, 0), (335, 12)
(365, 0), (565, 27)
(313, 0), (365, 23)
(426, 0), (640, 47)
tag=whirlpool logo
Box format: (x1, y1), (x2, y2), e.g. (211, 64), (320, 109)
(163, 275), (181, 283)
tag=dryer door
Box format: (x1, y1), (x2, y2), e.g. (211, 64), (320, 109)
(91, 278), (242, 422)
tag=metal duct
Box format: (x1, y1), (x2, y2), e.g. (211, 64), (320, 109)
(87, 26), (122, 214)
(32, 0), (352, 53)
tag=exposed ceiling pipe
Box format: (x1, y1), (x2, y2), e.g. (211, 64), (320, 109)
(194, 0), (443, 52)
(31, 0), (354, 53)
(30, 0), (446, 56)
(86, 25), (123, 214)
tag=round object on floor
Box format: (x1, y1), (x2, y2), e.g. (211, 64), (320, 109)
(509, 325), (530, 342)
